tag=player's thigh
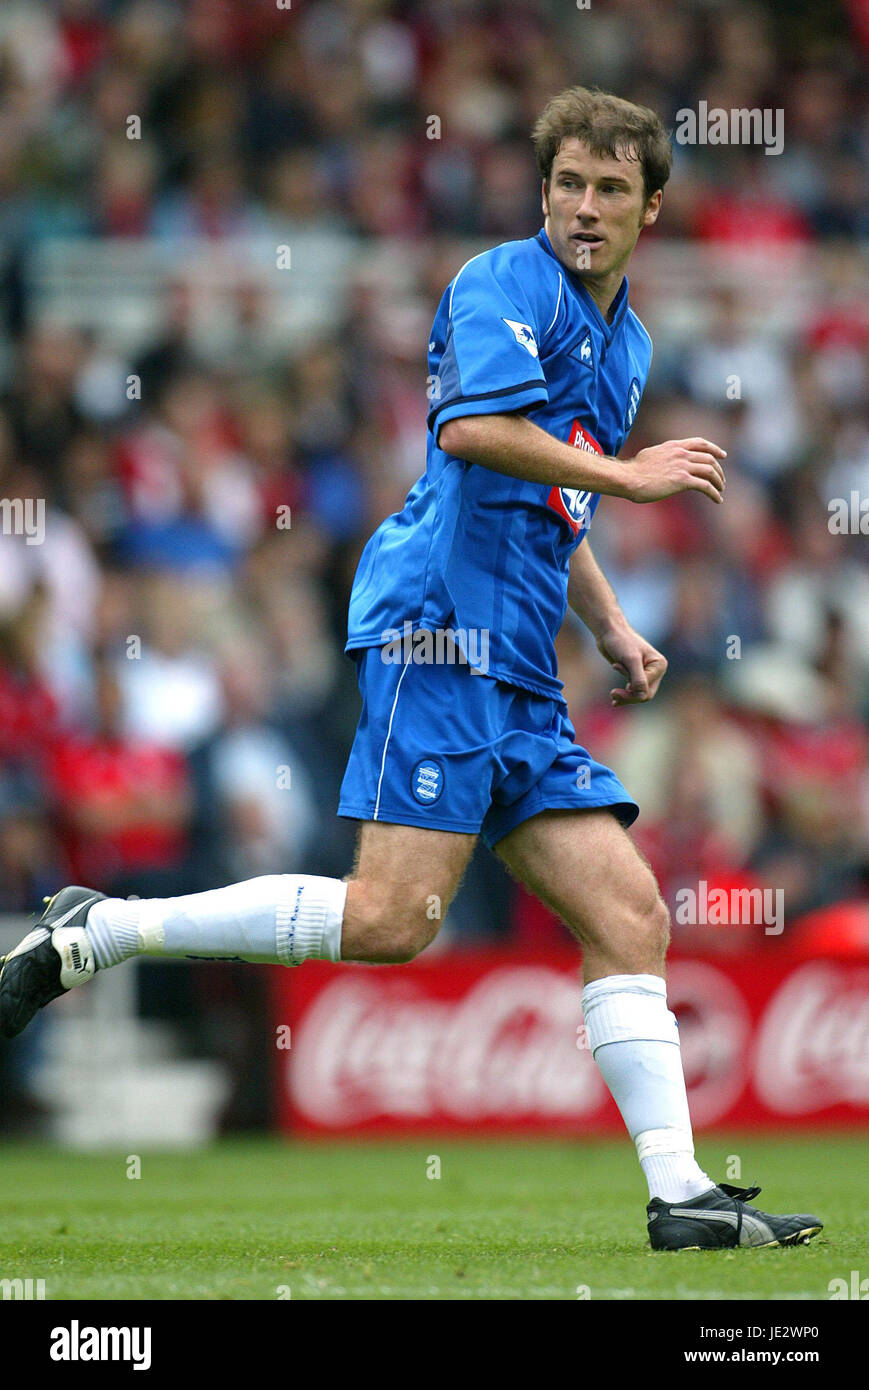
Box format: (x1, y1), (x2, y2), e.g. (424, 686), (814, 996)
(495, 808), (670, 963)
(342, 819), (477, 961)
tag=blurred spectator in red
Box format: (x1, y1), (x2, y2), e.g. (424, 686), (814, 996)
(49, 653), (191, 892)
(0, 584), (61, 772)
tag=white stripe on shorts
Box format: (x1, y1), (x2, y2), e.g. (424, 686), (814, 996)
(373, 657), (412, 820)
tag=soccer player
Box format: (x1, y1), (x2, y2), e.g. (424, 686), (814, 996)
(1, 87), (821, 1251)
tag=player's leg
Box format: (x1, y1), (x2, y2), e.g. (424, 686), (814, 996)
(90, 817), (473, 967)
(0, 820), (476, 1037)
(1, 640), (495, 1037)
(495, 806), (822, 1246)
(496, 806), (670, 983)
(495, 807), (714, 1203)
(341, 820), (475, 962)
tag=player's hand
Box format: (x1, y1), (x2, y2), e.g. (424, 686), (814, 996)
(622, 438), (726, 503)
(597, 623), (668, 706)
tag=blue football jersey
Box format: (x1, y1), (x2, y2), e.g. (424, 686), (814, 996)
(346, 227), (653, 698)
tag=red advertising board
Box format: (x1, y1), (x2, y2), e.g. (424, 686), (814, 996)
(274, 951), (869, 1135)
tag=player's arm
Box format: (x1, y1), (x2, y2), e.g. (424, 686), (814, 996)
(568, 539), (668, 705)
(437, 412), (726, 504)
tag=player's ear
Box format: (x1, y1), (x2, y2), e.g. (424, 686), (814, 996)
(541, 178), (550, 218)
(642, 189), (663, 228)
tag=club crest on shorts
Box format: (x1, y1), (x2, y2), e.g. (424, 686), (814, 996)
(411, 759), (444, 805)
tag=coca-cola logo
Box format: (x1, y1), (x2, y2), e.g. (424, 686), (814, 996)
(287, 961), (754, 1129)
(288, 968), (607, 1126)
(753, 963), (869, 1113)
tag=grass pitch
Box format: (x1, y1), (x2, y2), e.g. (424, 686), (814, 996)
(0, 1133), (864, 1300)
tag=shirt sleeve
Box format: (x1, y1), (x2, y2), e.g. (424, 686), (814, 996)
(427, 252), (550, 440)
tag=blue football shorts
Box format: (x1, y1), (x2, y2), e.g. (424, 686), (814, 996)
(337, 646), (639, 848)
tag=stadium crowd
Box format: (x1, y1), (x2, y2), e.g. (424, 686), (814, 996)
(0, 0), (866, 956)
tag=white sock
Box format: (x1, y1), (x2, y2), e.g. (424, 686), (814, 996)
(581, 973), (715, 1203)
(85, 875), (347, 969)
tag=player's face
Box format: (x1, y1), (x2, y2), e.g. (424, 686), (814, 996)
(542, 138), (661, 287)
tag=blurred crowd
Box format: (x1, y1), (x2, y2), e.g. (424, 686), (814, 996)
(0, 0), (866, 953)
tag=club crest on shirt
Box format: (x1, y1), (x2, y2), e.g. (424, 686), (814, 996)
(547, 420), (602, 535)
(625, 377), (641, 431)
(501, 318), (539, 358)
(411, 759), (445, 805)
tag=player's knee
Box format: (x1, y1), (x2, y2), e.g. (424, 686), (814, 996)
(635, 887), (671, 963)
(386, 918), (438, 963)
(345, 879), (442, 963)
(371, 909), (439, 963)
(604, 890), (669, 976)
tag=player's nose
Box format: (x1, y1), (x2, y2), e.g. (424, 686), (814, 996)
(575, 189), (600, 220)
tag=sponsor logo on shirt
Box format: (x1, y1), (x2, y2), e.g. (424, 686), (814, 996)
(547, 420), (603, 536)
(501, 319), (539, 358)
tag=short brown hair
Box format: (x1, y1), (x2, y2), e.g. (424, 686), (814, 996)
(533, 86), (672, 202)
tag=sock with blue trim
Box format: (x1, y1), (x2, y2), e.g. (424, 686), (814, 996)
(85, 876), (347, 969)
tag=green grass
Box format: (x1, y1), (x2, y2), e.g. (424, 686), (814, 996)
(0, 1134), (865, 1300)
